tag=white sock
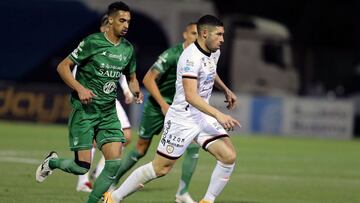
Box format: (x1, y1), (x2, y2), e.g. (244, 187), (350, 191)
(203, 161), (235, 202)
(112, 162), (157, 201)
(77, 173), (90, 187)
(94, 155), (105, 178)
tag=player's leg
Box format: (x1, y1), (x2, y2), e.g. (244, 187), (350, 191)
(87, 109), (125, 203)
(36, 109), (94, 183)
(112, 137), (151, 186)
(196, 116), (236, 203)
(76, 147), (96, 192)
(113, 102), (164, 185)
(106, 116), (197, 202)
(108, 154), (177, 202)
(175, 142), (200, 203)
(200, 137), (236, 203)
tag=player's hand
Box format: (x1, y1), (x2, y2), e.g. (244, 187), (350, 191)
(160, 103), (170, 116)
(215, 112), (241, 131)
(78, 87), (96, 104)
(133, 91), (144, 104)
(124, 91), (134, 104)
(224, 90), (237, 110)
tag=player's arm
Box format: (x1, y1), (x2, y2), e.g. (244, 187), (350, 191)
(57, 57), (96, 104)
(214, 74), (237, 110)
(143, 68), (169, 115)
(126, 72), (144, 104)
(119, 74), (134, 104)
(183, 78), (240, 131)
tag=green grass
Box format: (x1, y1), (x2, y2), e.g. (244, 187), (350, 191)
(0, 121), (360, 203)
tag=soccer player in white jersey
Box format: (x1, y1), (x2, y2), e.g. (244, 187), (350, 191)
(104, 15), (240, 203)
(74, 14), (134, 193)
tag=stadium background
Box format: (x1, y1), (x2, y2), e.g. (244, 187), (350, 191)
(0, 0), (359, 202)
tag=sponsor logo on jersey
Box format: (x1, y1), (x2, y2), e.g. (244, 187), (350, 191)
(166, 145), (174, 154)
(183, 66), (192, 72)
(103, 81), (117, 94)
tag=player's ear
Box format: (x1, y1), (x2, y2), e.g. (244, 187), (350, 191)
(183, 31), (187, 40)
(203, 29), (208, 39)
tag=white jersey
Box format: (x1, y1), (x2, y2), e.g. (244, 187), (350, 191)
(168, 42), (220, 122)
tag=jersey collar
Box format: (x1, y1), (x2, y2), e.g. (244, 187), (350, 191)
(195, 40), (211, 57)
(103, 32), (120, 46)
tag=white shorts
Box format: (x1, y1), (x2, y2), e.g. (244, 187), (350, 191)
(115, 99), (131, 129)
(156, 114), (228, 159)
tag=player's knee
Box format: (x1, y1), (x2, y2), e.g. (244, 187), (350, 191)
(219, 150), (237, 165)
(154, 164), (173, 177)
(136, 141), (150, 156)
(225, 151), (237, 164)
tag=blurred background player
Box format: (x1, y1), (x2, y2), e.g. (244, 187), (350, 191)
(75, 14), (134, 193)
(104, 14), (240, 203)
(109, 22), (199, 203)
(35, 2), (144, 203)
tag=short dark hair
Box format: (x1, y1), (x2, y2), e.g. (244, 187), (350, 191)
(197, 15), (223, 32)
(107, 1), (130, 16)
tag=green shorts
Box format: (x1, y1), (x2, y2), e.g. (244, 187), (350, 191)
(68, 107), (125, 151)
(138, 101), (165, 140)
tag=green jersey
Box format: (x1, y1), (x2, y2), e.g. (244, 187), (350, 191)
(69, 32), (136, 110)
(148, 43), (183, 106)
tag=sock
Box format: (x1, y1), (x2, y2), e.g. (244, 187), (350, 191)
(49, 158), (89, 175)
(87, 159), (121, 203)
(203, 161), (235, 202)
(78, 173), (90, 186)
(113, 148), (144, 185)
(77, 148), (96, 186)
(177, 143), (200, 195)
(94, 156), (105, 178)
(112, 162), (157, 202)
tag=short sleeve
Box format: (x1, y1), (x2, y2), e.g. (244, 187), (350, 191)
(152, 49), (175, 74)
(68, 37), (94, 65)
(178, 52), (200, 78)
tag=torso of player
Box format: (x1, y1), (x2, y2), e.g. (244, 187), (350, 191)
(70, 32), (135, 109)
(169, 42), (220, 122)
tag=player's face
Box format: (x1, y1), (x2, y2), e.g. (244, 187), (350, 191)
(205, 26), (224, 52)
(184, 24), (198, 44)
(109, 10), (131, 37)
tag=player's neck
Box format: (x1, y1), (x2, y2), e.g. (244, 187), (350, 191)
(104, 31), (122, 46)
(195, 40), (211, 56)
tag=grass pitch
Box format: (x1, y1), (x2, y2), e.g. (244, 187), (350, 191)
(0, 121), (359, 203)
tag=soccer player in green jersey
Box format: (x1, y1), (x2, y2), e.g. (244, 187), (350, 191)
(35, 2), (143, 203)
(111, 22), (199, 203)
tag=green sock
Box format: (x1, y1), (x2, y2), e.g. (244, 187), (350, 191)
(113, 148), (143, 186)
(49, 158), (88, 175)
(87, 159), (121, 203)
(179, 143), (200, 195)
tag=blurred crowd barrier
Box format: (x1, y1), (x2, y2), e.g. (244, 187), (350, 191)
(0, 81), (354, 139)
